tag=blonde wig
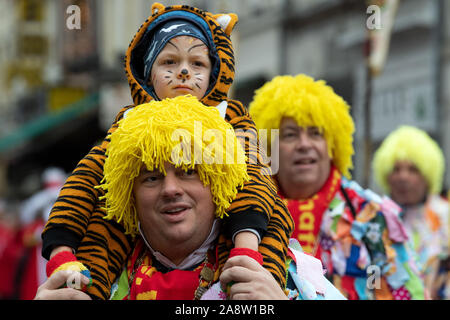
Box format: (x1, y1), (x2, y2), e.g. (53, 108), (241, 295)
(249, 74), (355, 178)
(99, 95), (249, 236)
(373, 125), (445, 195)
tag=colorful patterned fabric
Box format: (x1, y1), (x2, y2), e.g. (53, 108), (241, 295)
(402, 195), (449, 299)
(45, 251), (92, 292)
(279, 172), (426, 300)
(285, 239), (346, 300)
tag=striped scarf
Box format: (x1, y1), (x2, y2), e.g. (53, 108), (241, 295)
(278, 166), (341, 257)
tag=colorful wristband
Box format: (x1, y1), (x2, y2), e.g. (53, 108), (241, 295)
(46, 251), (92, 291)
(229, 247), (264, 265)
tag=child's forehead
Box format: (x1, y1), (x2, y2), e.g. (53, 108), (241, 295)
(161, 36), (208, 50)
(171, 35), (202, 43)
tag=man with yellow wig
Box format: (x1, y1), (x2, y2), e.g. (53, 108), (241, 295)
(249, 74), (424, 300)
(35, 95), (246, 299)
(35, 95), (345, 300)
(373, 125), (449, 299)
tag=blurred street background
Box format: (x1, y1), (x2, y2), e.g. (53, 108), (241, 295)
(0, 0), (449, 298)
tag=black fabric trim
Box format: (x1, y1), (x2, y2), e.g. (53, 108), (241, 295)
(223, 210), (268, 240)
(340, 185), (357, 218)
(41, 228), (80, 260)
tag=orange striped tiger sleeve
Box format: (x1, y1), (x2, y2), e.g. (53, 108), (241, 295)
(41, 105), (135, 260)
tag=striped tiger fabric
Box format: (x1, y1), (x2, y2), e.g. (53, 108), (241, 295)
(42, 3), (293, 299)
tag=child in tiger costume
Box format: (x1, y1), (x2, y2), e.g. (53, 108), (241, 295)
(42, 3), (294, 299)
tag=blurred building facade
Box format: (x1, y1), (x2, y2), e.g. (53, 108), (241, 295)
(0, 0), (449, 202)
(209, 0), (450, 192)
(0, 0), (105, 199)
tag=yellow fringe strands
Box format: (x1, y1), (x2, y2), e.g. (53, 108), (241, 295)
(249, 74), (355, 178)
(99, 95), (249, 236)
(373, 125), (445, 195)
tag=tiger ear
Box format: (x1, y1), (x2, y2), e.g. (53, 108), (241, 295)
(151, 2), (165, 15)
(213, 14), (238, 36)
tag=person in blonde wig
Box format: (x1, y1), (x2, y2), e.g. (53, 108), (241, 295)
(373, 125), (449, 299)
(36, 95), (256, 300)
(35, 95), (347, 301)
(249, 74), (424, 300)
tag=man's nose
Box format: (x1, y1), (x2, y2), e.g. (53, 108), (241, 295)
(295, 132), (313, 149)
(396, 168), (411, 180)
(161, 173), (183, 198)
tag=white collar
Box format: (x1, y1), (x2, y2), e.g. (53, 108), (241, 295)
(138, 219), (220, 270)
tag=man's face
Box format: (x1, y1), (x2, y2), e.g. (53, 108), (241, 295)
(149, 35), (212, 100)
(133, 162), (215, 264)
(387, 160), (428, 206)
(276, 117), (331, 199)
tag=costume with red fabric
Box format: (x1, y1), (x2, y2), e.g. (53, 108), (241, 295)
(123, 240), (219, 300)
(277, 167), (425, 300)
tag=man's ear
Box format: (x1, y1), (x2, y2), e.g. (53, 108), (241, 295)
(213, 14), (238, 36)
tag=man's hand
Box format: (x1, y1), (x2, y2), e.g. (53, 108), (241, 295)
(34, 270), (92, 300)
(219, 255), (288, 300)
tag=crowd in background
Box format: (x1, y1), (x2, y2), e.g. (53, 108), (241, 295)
(0, 168), (66, 299)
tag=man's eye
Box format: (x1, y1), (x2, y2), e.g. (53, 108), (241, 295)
(309, 128), (322, 137)
(183, 169), (197, 176)
(145, 175), (159, 182)
(282, 132), (296, 139)
(143, 172), (163, 182)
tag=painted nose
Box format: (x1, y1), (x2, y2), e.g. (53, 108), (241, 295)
(177, 68), (190, 80)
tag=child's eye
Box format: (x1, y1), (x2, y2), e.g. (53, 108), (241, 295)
(193, 61), (204, 67)
(164, 59), (175, 65)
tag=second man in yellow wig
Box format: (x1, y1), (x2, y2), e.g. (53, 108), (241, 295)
(249, 74), (424, 300)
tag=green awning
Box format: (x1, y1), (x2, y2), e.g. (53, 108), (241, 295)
(0, 92), (99, 154)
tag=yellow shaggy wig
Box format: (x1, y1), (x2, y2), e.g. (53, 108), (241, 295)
(373, 125), (445, 195)
(248, 74), (355, 178)
(99, 95), (249, 236)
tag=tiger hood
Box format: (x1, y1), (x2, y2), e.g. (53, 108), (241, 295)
(124, 2), (238, 107)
